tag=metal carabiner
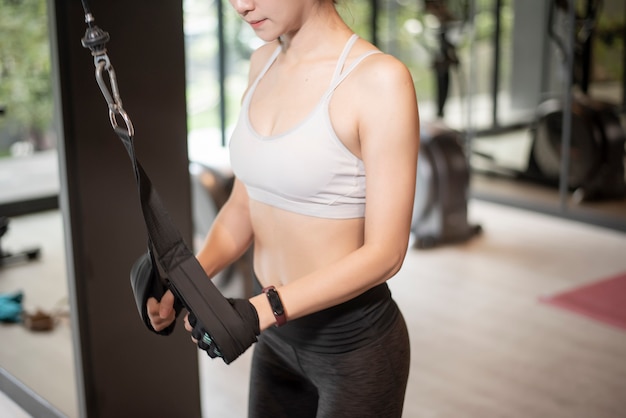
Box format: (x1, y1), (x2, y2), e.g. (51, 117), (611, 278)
(95, 57), (135, 137)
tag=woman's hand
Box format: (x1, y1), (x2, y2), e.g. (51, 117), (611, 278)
(183, 312), (197, 342)
(182, 298), (260, 363)
(146, 289), (177, 332)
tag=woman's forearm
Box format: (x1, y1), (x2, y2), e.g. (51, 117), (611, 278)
(196, 180), (254, 278)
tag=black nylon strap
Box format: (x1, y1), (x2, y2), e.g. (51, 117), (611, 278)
(115, 127), (257, 363)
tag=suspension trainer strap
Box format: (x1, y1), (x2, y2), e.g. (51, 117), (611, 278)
(117, 128), (257, 363)
(80, 4), (256, 363)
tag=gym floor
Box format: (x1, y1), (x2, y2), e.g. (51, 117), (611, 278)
(1, 198), (625, 418)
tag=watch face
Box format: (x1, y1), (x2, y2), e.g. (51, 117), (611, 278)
(264, 286), (286, 326)
(267, 289), (284, 315)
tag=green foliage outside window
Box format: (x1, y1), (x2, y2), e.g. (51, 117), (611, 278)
(0, 0), (54, 157)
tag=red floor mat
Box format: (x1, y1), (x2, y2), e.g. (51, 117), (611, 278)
(541, 272), (626, 331)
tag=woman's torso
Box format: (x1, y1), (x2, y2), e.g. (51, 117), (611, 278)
(231, 35), (379, 286)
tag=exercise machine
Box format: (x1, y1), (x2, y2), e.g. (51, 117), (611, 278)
(526, 0), (626, 202)
(412, 2), (480, 249)
(412, 122), (481, 249)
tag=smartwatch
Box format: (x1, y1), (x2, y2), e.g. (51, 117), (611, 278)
(262, 286), (286, 327)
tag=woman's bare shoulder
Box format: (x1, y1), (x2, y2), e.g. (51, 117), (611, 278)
(354, 46), (415, 94)
(347, 43), (419, 144)
(345, 48), (417, 126)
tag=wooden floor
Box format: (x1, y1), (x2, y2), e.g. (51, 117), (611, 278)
(1, 200), (625, 418)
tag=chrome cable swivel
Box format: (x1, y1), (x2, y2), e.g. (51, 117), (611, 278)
(80, 2), (134, 137)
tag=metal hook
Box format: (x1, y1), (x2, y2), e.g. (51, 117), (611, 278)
(95, 59), (134, 137)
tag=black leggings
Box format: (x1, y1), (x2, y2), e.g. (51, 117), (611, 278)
(248, 284), (410, 418)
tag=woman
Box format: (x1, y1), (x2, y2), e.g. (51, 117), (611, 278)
(149, 0), (419, 416)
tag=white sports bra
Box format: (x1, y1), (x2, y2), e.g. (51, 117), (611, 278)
(229, 34), (381, 219)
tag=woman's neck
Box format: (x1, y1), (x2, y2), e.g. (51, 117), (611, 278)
(278, 8), (352, 62)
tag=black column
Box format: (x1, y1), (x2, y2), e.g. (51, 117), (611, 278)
(49, 1), (202, 417)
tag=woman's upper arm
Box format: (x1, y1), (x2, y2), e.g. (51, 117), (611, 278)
(358, 56), (420, 265)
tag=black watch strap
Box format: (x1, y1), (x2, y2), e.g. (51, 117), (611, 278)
(262, 286), (286, 327)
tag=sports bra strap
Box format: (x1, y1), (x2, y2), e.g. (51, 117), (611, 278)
(328, 50), (383, 94)
(251, 44), (282, 87)
(249, 35), (382, 104)
(331, 34), (360, 81)
(331, 50), (382, 90)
